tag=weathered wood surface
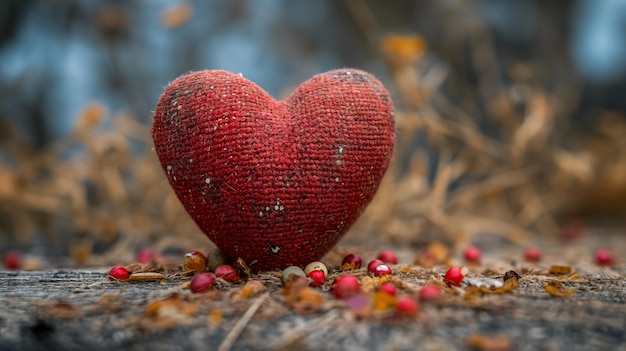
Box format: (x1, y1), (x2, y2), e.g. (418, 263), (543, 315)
(1, 265), (625, 351)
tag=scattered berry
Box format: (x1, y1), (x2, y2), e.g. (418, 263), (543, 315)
(108, 266), (130, 281)
(3, 251), (20, 270)
(184, 251), (208, 273)
(524, 247), (542, 262)
(559, 219), (585, 241)
(307, 270), (326, 287)
(367, 259), (384, 273)
(463, 246), (481, 263)
(281, 266), (306, 286)
(207, 248), (228, 271)
(373, 264), (393, 277)
(595, 249), (614, 266)
(377, 249), (398, 264)
(444, 266), (464, 286)
(341, 253), (362, 271)
(304, 261), (328, 276)
(379, 283), (397, 296)
(190, 272), (216, 293)
(418, 285), (442, 301)
(333, 275), (361, 299)
(136, 248), (156, 264)
(214, 264), (240, 282)
(395, 297), (419, 317)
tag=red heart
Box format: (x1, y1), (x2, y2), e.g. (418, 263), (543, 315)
(152, 69), (395, 271)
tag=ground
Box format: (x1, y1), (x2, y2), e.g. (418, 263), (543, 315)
(0, 226), (625, 351)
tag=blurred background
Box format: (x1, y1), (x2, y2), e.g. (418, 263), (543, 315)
(1, 0), (625, 266)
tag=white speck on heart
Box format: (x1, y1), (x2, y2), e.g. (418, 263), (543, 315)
(335, 177), (339, 182)
(259, 211), (264, 217)
(205, 177), (211, 184)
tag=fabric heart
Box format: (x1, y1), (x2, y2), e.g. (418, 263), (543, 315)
(152, 69), (395, 271)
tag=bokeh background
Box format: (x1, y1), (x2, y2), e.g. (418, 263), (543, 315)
(1, 0), (625, 265)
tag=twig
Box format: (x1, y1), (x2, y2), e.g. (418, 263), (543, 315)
(217, 291), (270, 351)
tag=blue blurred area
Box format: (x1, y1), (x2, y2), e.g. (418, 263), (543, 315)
(0, 0), (625, 147)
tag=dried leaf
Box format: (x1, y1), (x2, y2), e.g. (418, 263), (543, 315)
(161, 3), (193, 28)
(544, 281), (576, 298)
(207, 309), (222, 327)
(372, 290), (397, 311)
(465, 334), (511, 351)
(413, 241), (450, 267)
(233, 257), (252, 280)
(382, 34), (427, 64)
(74, 102), (106, 138)
(284, 277), (324, 315)
(234, 280), (265, 301)
(548, 265), (572, 275)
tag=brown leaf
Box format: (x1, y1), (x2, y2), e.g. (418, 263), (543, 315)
(233, 257), (252, 280)
(548, 265), (572, 275)
(233, 280), (265, 301)
(545, 281), (576, 298)
(207, 309), (222, 327)
(413, 241), (450, 267)
(161, 3), (193, 29)
(284, 277), (324, 315)
(372, 290), (397, 311)
(466, 334), (511, 351)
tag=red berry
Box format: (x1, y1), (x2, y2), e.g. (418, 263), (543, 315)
(395, 297), (419, 317)
(559, 219), (586, 241)
(463, 246), (481, 263)
(184, 250), (208, 273)
(214, 264), (240, 282)
(190, 272), (216, 293)
(341, 253), (362, 271)
(136, 248), (155, 264)
(524, 247), (542, 262)
(373, 264), (392, 277)
(333, 275), (360, 299)
(418, 285), (442, 301)
(379, 283), (397, 296)
(3, 251), (20, 270)
(377, 249), (398, 264)
(444, 267), (464, 286)
(307, 270), (326, 287)
(595, 249), (614, 266)
(367, 259), (384, 273)
(108, 266), (130, 281)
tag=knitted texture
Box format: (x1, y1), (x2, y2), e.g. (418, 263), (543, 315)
(152, 69), (395, 271)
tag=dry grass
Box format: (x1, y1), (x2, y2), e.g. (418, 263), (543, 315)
(1, 1), (625, 265)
